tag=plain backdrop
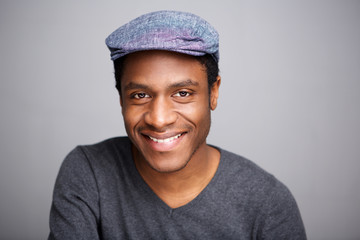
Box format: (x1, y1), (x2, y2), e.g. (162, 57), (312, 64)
(1, 1), (359, 239)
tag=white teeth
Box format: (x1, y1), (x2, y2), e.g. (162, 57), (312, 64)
(148, 133), (182, 143)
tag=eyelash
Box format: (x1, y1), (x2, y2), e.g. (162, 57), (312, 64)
(130, 90), (192, 101)
(173, 91), (191, 97)
(132, 92), (150, 99)
(132, 91), (191, 99)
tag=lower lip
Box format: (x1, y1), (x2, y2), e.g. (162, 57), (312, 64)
(143, 133), (185, 152)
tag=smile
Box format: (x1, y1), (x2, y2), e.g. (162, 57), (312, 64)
(147, 133), (183, 143)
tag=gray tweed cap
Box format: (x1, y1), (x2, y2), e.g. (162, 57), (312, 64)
(105, 10), (219, 62)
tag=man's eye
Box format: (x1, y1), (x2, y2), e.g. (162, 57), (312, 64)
(133, 92), (149, 99)
(174, 91), (190, 97)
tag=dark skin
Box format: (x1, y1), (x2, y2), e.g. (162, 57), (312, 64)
(120, 50), (221, 208)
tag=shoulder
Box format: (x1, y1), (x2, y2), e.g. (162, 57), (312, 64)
(218, 149), (280, 190)
(216, 148), (295, 208)
(76, 136), (131, 157)
(59, 136), (132, 176)
(67, 136), (131, 161)
(216, 148), (306, 239)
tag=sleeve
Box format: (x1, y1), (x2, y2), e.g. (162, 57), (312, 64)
(257, 180), (307, 240)
(48, 147), (101, 240)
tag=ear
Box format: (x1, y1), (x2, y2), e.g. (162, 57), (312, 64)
(210, 76), (221, 110)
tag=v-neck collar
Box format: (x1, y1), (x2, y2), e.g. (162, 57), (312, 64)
(122, 138), (224, 214)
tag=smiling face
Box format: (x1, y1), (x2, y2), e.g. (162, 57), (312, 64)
(120, 50), (220, 173)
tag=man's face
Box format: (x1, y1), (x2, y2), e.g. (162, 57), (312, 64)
(120, 50), (220, 173)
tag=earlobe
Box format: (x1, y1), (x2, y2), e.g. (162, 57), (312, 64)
(210, 76), (221, 110)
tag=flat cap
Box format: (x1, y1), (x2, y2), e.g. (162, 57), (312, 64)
(105, 10), (219, 62)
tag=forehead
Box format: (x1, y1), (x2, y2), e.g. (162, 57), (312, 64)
(121, 50), (207, 88)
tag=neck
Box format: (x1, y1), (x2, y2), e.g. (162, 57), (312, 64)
(133, 144), (220, 208)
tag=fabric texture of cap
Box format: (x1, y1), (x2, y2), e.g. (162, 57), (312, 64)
(105, 10), (219, 62)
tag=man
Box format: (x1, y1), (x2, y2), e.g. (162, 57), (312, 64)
(49, 10), (306, 239)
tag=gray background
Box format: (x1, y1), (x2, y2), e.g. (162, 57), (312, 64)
(1, 0), (359, 239)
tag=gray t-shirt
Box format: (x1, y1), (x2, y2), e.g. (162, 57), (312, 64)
(48, 137), (306, 239)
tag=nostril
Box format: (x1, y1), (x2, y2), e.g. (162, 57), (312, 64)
(144, 107), (177, 129)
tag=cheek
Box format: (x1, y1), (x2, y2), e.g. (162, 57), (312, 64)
(122, 106), (143, 128)
(177, 98), (210, 125)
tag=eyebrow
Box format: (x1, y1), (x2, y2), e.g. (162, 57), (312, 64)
(123, 82), (149, 91)
(169, 79), (199, 89)
(123, 79), (199, 91)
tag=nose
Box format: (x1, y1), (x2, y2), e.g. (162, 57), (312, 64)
(144, 96), (177, 130)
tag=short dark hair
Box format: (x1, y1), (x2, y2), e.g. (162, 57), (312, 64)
(113, 53), (219, 95)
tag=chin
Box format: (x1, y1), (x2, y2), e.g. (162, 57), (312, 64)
(145, 155), (191, 173)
